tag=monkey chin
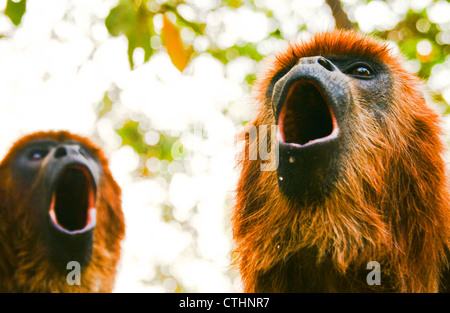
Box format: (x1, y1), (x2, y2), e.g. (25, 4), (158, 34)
(273, 60), (349, 204)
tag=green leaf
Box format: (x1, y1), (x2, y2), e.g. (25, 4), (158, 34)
(4, 0), (26, 26)
(209, 43), (263, 64)
(115, 120), (181, 163)
(105, 0), (154, 69)
(162, 4), (206, 35)
(115, 120), (148, 155)
(96, 92), (113, 119)
(221, 0), (244, 8)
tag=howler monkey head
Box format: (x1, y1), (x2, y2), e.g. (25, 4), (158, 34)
(253, 31), (440, 204)
(0, 131), (125, 292)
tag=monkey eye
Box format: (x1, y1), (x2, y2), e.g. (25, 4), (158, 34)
(28, 149), (49, 161)
(345, 63), (374, 78)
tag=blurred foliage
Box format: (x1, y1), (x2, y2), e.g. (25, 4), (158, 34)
(378, 9), (449, 79)
(162, 13), (191, 71)
(105, 0), (155, 69)
(377, 6), (449, 110)
(4, 0), (26, 26)
(105, 0), (202, 69)
(4, 0), (448, 93)
(222, 0), (245, 8)
(8, 0), (444, 86)
(115, 120), (180, 164)
(98, 0), (448, 106)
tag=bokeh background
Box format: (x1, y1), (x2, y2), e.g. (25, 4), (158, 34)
(0, 0), (448, 292)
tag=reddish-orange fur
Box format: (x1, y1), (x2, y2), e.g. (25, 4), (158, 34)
(233, 31), (450, 292)
(0, 131), (125, 292)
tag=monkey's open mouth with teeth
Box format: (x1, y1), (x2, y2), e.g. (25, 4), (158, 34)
(277, 80), (339, 147)
(49, 165), (96, 234)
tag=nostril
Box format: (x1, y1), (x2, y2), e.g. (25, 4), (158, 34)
(54, 146), (68, 159)
(317, 57), (334, 72)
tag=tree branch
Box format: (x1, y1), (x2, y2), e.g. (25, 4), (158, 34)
(325, 0), (355, 30)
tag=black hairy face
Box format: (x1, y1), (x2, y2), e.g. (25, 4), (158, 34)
(12, 139), (101, 269)
(270, 55), (392, 203)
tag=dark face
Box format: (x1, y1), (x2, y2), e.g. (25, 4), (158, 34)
(270, 55), (392, 203)
(11, 139), (102, 270)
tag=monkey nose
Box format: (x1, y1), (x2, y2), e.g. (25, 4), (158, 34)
(317, 57), (335, 72)
(54, 145), (82, 159)
(298, 56), (336, 72)
(54, 146), (68, 159)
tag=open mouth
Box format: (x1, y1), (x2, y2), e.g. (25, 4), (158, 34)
(278, 81), (338, 147)
(49, 165), (96, 234)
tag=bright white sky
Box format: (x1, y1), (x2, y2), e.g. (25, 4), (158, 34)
(0, 0), (448, 292)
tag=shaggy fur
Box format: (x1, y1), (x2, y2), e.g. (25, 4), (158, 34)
(233, 31), (450, 292)
(0, 131), (125, 292)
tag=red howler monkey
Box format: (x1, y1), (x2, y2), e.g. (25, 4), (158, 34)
(0, 131), (125, 292)
(233, 30), (450, 292)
